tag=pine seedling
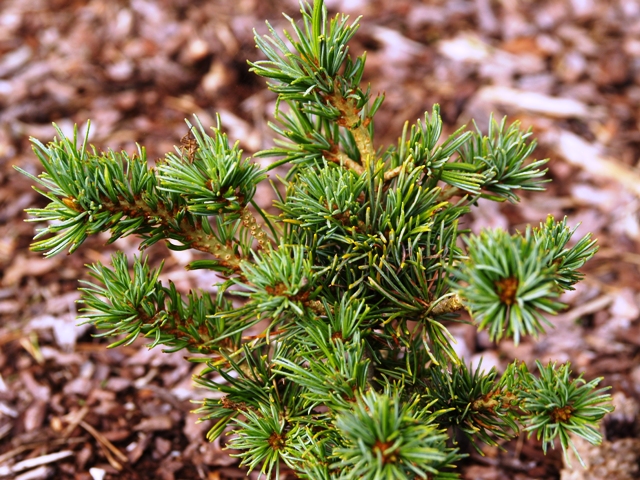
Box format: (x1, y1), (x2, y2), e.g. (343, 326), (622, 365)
(17, 1), (612, 478)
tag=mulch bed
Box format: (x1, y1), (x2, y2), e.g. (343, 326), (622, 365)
(1, 0), (639, 478)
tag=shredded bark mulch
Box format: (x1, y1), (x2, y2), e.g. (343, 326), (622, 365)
(1, 1), (639, 478)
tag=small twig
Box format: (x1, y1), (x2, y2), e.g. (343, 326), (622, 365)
(103, 196), (245, 274)
(0, 331), (21, 347)
(383, 166), (402, 182)
(327, 91), (375, 168)
(556, 295), (613, 324)
(0, 438), (86, 466)
(0, 445), (32, 467)
(241, 208), (271, 250)
(326, 151), (365, 175)
(18, 334), (44, 365)
(79, 420), (128, 469)
(61, 405), (89, 438)
(430, 293), (465, 316)
(15, 465), (54, 480)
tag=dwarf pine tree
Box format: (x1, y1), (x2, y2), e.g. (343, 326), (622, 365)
(17, 1), (613, 478)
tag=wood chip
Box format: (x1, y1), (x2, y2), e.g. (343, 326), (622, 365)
(89, 467), (106, 480)
(23, 400), (47, 432)
(0, 450), (73, 476)
(14, 465), (54, 480)
(556, 295), (614, 324)
(133, 415), (173, 432)
(126, 433), (151, 464)
(547, 129), (640, 198)
(1, 255), (62, 287)
(477, 86), (600, 119)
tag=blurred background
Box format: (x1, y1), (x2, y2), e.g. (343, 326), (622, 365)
(1, 0), (639, 478)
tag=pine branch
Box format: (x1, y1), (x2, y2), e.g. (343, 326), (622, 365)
(16, 121), (266, 275)
(453, 228), (565, 345)
(325, 150), (365, 175)
(324, 88), (375, 167)
(456, 116), (550, 202)
(333, 389), (463, 479)
(533, 215), (598, 291)
(517, 361), (613, 466)
(79, 252), (233, 353)
(424, 361), (521, 452)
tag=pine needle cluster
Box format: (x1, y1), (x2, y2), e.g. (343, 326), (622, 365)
(17, 1), (612, 478)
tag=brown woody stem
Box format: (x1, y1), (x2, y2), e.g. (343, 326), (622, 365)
(328, 91), (375, 170)
(384, 166), (402, 182)
(326, 151), (365, 175)
(241, 207), (271, 250)
(103, 195), (244, 274)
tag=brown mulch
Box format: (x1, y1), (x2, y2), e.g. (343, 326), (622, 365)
(1, 0), (639, 479)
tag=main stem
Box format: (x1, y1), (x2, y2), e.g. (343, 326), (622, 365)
(103, 195), (244, 273)
(328, 90), (375, 169)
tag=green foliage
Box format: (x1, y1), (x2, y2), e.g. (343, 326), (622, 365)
(424, 361), (521, 451)
(333, 389), (462, 479)
(533, 215), (598, 291)
(518, 361), (613, 465)
(18, 1), (613, 478)
(227, 401), (303, 478)
(239, 244), (318, 324)
(249, 1), (366, 107)
(457, 116), (549, 202)
(454, 228), (564, 344)
(80, 252), (230, 352)
(157, 117), (266, 218)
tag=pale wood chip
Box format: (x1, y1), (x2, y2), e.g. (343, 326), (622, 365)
(557, 295), (614, 324)
(0, 450), (73, 476)
(547, 130), (640, 198)
(477, 86), (601, 119)
(133, 415), (173, 432)
(14, 465), (54, 480)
